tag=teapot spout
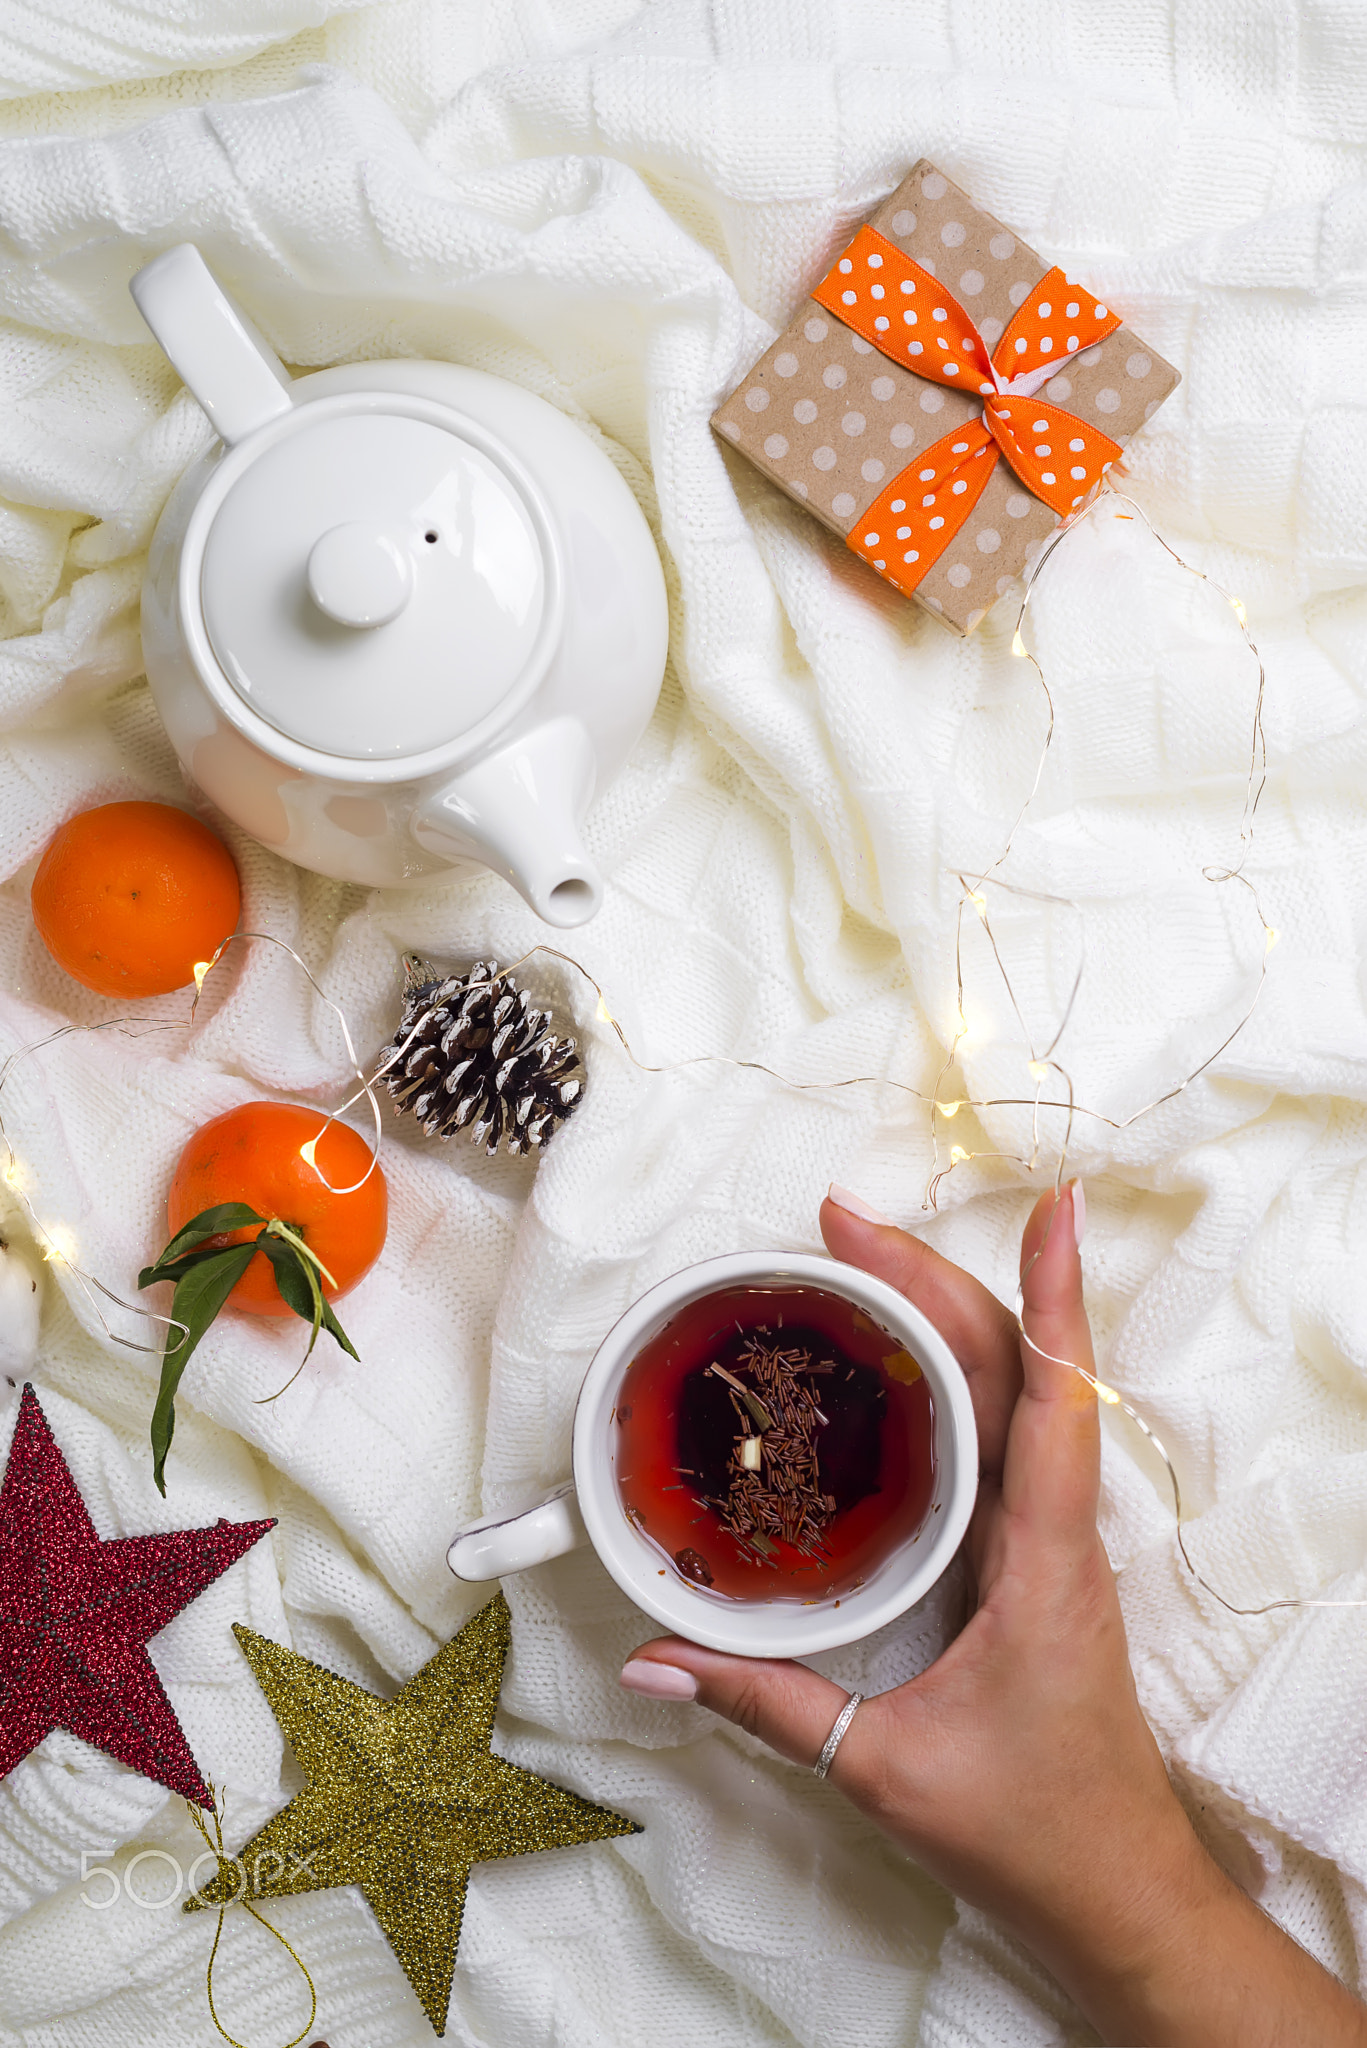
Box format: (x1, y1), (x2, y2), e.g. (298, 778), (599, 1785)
(413, 718), (604, 927)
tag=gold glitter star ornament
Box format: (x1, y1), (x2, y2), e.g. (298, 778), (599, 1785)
(188, 1594), (640, 2034)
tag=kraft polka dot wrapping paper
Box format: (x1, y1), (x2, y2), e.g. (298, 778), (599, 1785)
(711, 159), (1180, 635)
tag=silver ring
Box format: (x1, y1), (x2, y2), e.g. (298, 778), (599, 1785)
(813, 1691), (864, 1779)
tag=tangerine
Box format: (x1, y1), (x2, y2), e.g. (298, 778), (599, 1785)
(31, 800), (241, 999)
(167, 1102), (388, 1317)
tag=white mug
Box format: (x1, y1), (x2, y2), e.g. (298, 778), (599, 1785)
(448, 1251), (979, 1658)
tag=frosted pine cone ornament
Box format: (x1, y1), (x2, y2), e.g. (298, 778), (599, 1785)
(380, 960), (585, 1156)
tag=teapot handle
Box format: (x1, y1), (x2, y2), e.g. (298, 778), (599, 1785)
(130, 243), (293, 446)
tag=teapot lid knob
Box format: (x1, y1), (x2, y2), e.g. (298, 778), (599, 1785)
(195, 403), (558, 763)
(307, 521), (414, 629)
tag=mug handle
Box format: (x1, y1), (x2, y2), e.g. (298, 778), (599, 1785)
(446, 1483), (586, 1581)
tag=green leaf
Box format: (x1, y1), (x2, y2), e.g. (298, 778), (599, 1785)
(139, 1203), (266, 1289)
(256, 1235), (360, 1364)
(140, 1247), (239, 1289)
(256, 1237), (324, 1361)
(151, 1243), (256, 1495)
(263, 1219), (338, 1291)
(318, 1294), (361, 1364)
(144, 1208), (363, 1478)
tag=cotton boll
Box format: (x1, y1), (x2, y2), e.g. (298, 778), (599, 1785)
(0, 1238), (41, 1374)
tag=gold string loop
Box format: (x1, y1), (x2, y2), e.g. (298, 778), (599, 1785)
(185, 1791), (317, 2048)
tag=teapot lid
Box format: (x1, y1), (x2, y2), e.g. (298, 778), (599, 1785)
(197, 397), (555, 762)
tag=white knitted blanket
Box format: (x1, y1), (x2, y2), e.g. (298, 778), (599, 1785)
(1, 5), (1366, 2044)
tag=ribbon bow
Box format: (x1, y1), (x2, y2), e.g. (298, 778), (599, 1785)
(811, 226), (1125, 593)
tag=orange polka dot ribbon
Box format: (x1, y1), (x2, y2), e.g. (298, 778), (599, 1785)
(811, 225), (1126, 590)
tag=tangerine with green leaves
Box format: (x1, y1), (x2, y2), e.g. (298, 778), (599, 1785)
(167, 1102), (387, 1317)
(31, 800), (241, 999)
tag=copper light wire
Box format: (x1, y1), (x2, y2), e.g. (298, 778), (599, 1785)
(0, 1017), (188, 1357)
(925, 483), (1274, 1209)
(190, 930), (384, 1195)
(0, 492), (1348, 1616)
(0, 929), (382, 1358)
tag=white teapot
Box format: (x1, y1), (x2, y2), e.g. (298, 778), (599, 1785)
(131, 245), (668, 926)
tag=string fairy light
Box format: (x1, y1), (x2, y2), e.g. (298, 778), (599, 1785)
(0, 1017), (189, 1357)
(189, 931), (384, 1195)
(517, 483), (1274, 1212)
(377, 941), (1361, 1623)
(0, 930), (385, 1360)
(1016, 1208), (1367, 1619)
(0, 493), (1335, 1620)
(922, 481), (1274, 1209)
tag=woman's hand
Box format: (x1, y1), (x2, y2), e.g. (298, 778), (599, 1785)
(619, 1185), (1367, 2048)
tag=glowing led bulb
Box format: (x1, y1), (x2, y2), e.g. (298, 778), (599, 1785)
(595, 995), (614, 1024)
(1231, 597), (1248, 627)
(968, 891), (988, 918)
(1011, 629), (1029, 657)
(938, 1099), (963, 1119)
(1265, 926), (1280, 951)
(1027, 1059), (1049, 1082)
(949, 1145), (969, 1165)
(299, 1137), (320, 1171)
(192, 960), (213, 992)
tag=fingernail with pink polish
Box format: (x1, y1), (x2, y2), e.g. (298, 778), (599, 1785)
(1070, 1180), (1087, 1249)
(827, 1183), (893, 1227)
(619, 1660), (698, 1701)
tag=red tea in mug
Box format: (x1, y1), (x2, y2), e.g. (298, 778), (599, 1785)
(613, 1282), (936, 1603)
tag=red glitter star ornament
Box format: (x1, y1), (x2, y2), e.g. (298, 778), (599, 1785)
(0, 1385), (274, 1806)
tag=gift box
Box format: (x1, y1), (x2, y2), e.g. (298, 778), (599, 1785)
(712, 160), (1180, 636)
